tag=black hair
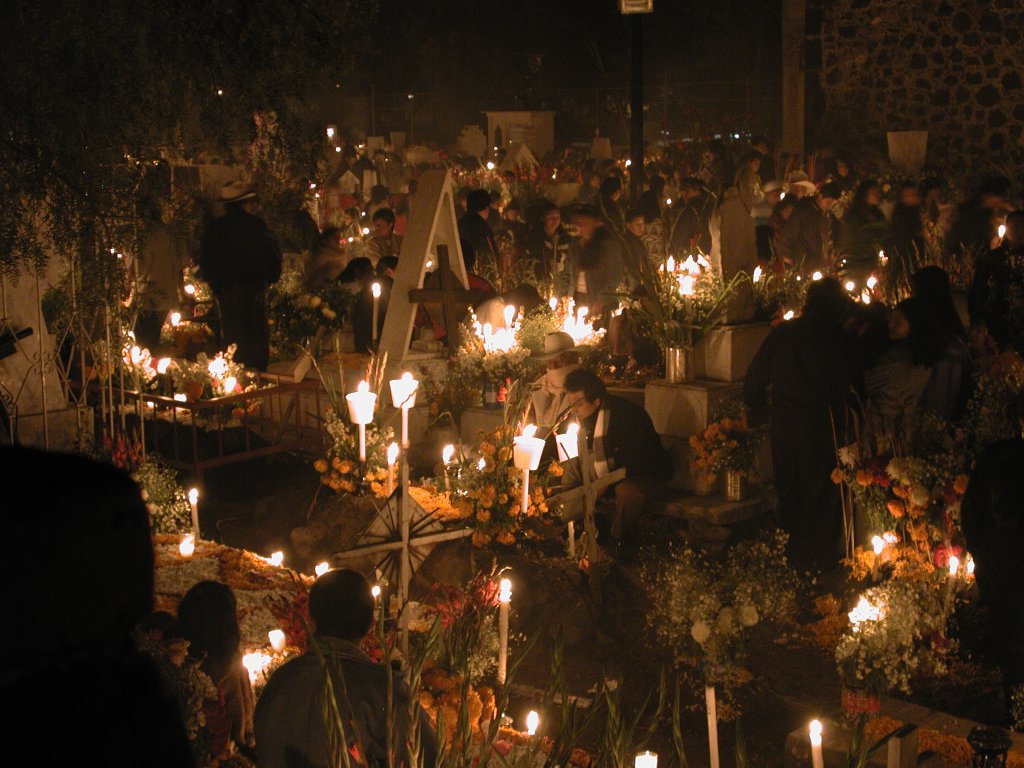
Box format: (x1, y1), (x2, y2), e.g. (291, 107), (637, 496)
(177, 580), (241, 669)
(802, 278), (851, 326)
(894, 297), (944, 367)
(308, 569), (374, 641)
(339, 257), (374, 284)
(372, 208), (396, 226)
(467, 189), (491, 213)
(369, 185), (389, 203)
(911, 265), (964, 339)
(851, 179), (881, 209)
(563, 368), (607, 403)
(599, 176), (622, 198)
(377, 256), (398, 276)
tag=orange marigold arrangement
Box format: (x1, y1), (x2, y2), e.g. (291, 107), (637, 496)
(688, 407), (762, 485)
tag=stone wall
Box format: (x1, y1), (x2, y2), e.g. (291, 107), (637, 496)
(818, 0), (1024, 177)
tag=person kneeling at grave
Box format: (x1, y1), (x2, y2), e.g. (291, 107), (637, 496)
(254, 569), (437, 768)
(529, 331), (582, 430)
(557, 368), (672, 552)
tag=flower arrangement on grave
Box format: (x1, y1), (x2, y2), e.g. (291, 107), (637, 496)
(642, 530), (801, 714)
(688, 402), (764, 485)
(438, 426), (562, 547)
(313, 407), (395, 495)
(171, 345), (253, 401)
(835, 574), (950, 699)
(134, 460), (192, 534)
(451, 316), (539, 396)
(627, 253), (742, 351)
(267, 268), (355, 354)
(160, 317), (215, 358)
(515, 305), (561, 355)
(419, 568), (503, 682)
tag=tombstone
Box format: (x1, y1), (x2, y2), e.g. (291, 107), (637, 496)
(590, 136), (613, 161)
(457, 125), (488, 159)
(337, 170), (360, 196)
(887, 131), (928, 174)
(484, 111), (555, 157)
(404, 146), (442, 166)
(376, 169), (489, 379)
(366, 136), (386, 154)
(499, 142), (538, 173)
(0, 269), (82, 449)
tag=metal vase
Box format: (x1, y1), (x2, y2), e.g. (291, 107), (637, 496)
(721, 468), (748, 502)
(664, 345), (695, 384)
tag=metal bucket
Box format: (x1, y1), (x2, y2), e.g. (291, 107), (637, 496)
(664, 346), (695, 384)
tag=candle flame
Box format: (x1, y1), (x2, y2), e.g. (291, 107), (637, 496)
(268, 551), (284, 567)
(242, 651), (272, 685)
(222, 376), (236, 394)
(477, 457), (486, 470)
(783, 310), (795, 320)
(522, 424), (538, 439)
(315, 561), (330, 577)
(866, 275), (878, 289)
(268, 629), (286, 651)
(178, 533), (195, 557)
(357, 380), (369, 393)
(999, 224), (1007, 239)
(871, 535), (884, 555)
(188, 488), (199, 505)
(371, 584), (382, 599)
(966, 554), (975, 576)
(371, 282), (381, 298)
(173, 393), (187, 402)
(811, 271), (823, 281)
(809, 720), (822, 738)
(499, 577), (512, 603)
(387, 442), (399, 465)
(549, 297), (558, 310)
(752, 266), (763, 283)
(948, 555), (959, 576)
(157, 357), (172, 374)
(442, 444), (455, 464)
(526, 710), (539, 736)
(503, 304), (515, 327)
(170, 311), (182, 327)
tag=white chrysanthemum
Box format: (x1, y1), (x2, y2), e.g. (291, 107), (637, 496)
(691, 621), (712, 644)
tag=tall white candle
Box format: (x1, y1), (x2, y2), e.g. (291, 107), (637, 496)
(705, 686), (720, 768)
(188, 488), (199, 537)
(567, 520), (576, 558)
(386, 442), (399, 496)
(388, 373), (418, 449)
(371, 282), (381, 344)
(497, 577), (511, 684)
(358, 422), (367, 463)
(809, 720), (824, 768)
(442, 444), (455, 491)
(634, 751), (657, 768)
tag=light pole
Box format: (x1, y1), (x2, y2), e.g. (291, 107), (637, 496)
(620, 0), (653, 204)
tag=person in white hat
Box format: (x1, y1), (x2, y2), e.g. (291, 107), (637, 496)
(199, 181), (282, 370)
(529, 331), (582, 428)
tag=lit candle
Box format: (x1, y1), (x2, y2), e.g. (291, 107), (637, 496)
(268, 551), (284, 567)
(526, 710), (539, 736)
(345, 381), (377, 463)
(222, 375), (236, 395)
(178, 533), (195, 558)
(242, 651), (271, 685)
(386, 442), (399, 495)
(705, 685), (719, 768)
(388, 373), (418, 449)
(188, 488), (199, 537)
(556, 422), (581, 461)
(966, 553), (975, 578)
(947, 554), (960, 605)
(498, 577), (512, 684)
(503, 304), (516, 328)
(315, 561), (330, 577)
(752, 265), (763, 283)
(268, 629), (286, 652)
(170, 311), (182, 327)
(371, 282), (381, 345)
(871, 534), (884, 581)
(844, 280), (856, 292)
(634, 751), (658, 768)
(998, 223), (1007, 240)
(513, 425), (545, 517)
(371, 584), (382, 600)
(812, 271), (823, 281)
(548, 297), (558, 311)
(809, 720), (824, 768)
(157, 357), (172, 375)
(442, 444), (455, 491)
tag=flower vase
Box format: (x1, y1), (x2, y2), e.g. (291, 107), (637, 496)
(664, 345), (695, 384)
(692, 474), (716, 497)
(841, 687), (881, 718)
(720, 468), (748, 502)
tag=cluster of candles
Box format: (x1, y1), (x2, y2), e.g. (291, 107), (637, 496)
(471, 304), (521, 353)
(548, 297), (603, 345)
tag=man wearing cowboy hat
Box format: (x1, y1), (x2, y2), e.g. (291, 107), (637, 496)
(530, 331), (583, 429)
(199, 181), (282, 370)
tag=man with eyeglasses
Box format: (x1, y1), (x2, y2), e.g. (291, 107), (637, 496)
(558, 368), (672, 555)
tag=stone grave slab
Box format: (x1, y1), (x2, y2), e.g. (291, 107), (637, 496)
(660, 492), (766, 527)
(645, 378), (743, 438)
(701, 322), (771, 383)
(460, 406), (504, 445)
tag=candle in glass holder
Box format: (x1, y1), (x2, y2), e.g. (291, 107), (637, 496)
(268, 629), (286, 652)
(179, 533), (195, 558)
(346, 381), (377, 462)
(388, 372), (418, 449)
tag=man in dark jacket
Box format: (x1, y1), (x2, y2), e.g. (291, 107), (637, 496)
(559, 368), (673, 548)
(255, 569), (438, 768)
(199, 182), (282, 370)
(570, 204), (625, 317)
(775, 182), (840, 271)
(744, 278), (855, 570)
(526, 201), (573, 293)
(458, 188), (497, 270)
(669, 178), (714, 256)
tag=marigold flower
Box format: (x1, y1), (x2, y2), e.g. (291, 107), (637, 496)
(856, 470), (873, 486)
(953, 474), (969, 495)
(314, 459), (328, 474)
(830, 467), (844, 484)
(887, 500), (905, 519)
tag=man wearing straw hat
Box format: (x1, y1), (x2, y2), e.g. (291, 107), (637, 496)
(529, 331), (583, 429)
(199, 181), (282, 370)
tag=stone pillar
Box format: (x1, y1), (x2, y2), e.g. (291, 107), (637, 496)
(781, 0), (806, 156)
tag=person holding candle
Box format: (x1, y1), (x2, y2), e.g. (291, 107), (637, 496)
(557, 368), (672, 555)
(255, 569), (438, 768)
(354, 256), (396, 353)
(366, 208), (403, 264)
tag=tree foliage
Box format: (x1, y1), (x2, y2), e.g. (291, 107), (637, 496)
(0, 0), (375, 274)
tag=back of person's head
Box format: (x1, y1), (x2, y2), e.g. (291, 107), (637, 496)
(911, 265), (964, 338)
(599, 176), (622, 198)
(648, 175), (665, 197)
(563, 367), (607, 402)
(819, 182), (842, 201)
(309, 569), (374, 641)
(895, 296), (943, 367)
(339, 257), (374, 284)
(852, 179), (880, 208)
(739, 149), (762, 166)
(680, 177), (704, 194)
(377, 256), (398, 277)
(467, 189), (491, 213)
(370, 185), (389, 204)
(802, 278), (851, 326)
(176, 580), (240, 666)
(708, 139), (726, 157)
(636, 191), (662, 223)
(372, 208), (396, 226)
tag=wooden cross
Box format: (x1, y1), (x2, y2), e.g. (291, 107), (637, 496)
(408, 244), (490, 352)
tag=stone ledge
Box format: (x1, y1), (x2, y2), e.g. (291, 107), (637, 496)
(660, 492), (766, 526)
